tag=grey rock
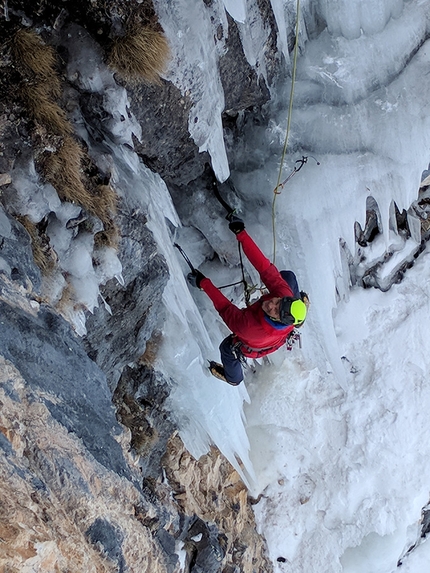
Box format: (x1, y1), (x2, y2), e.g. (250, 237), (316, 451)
(113, 363), (175, 480)
(182, 516), (226, 573)
(83, 208), (169, 390)
(86, 518), (126, 573)
(128, 80), (211, 187)
(0, 287), (131, 480)
(219, 14), (271, 114)
(0, 205), (41, 291)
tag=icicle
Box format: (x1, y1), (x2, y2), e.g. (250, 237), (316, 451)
(99, 293), (112, 316)
(115, 272), (125, 287)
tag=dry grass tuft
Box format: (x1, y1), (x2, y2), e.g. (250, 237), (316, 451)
(92, 183), (119, 248)
(13, 29), (68, 137)
(93, 183), (118, 224)
(42, 142), (119, 244)
(13, 29), (57, 75)
(17, 215), (55, 273)
(94, 221), (119, 249)
(138, 330), (163, 367)
(108, 25), (170, 84)
(20, 82), (71, 136)
(55, 281), (81, 314)
(94, 224), (119, 250)
(42, 136), (95, 213)
(13, 29), (61, 96)
(90, 185), (119, 246)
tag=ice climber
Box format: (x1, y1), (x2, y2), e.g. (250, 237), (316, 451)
(187, 216), (309, 385)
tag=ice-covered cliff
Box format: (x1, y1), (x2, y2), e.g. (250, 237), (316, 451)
(2, 0), (430, 572)
(0, 0), (282, 570)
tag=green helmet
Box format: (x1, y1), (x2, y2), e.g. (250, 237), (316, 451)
(280, 297), (307, 326)
(290, 299), (307, 325)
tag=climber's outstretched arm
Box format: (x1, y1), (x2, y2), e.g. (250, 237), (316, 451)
(235, 229), (293, 298)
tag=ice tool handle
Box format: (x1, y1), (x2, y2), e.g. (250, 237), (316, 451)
(211, 179), (256, 305)
(174, 243), (196, 273)
(212, 179), (236, 221)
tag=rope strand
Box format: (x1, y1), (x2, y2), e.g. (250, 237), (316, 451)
(272, 0), (301, 264)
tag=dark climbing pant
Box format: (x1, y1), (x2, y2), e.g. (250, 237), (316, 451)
(280, 270), (300, 299)
(219, 335), (243, 385)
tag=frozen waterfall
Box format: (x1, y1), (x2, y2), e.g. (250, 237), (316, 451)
(148, 1), (430, 573)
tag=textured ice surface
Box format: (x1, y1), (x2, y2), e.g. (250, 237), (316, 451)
(150, 1), (430, 572)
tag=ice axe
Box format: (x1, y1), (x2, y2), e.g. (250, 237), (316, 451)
(174, 242), (245, 292)
(174, 243), (196, 273)
(211, 178), (236, 220)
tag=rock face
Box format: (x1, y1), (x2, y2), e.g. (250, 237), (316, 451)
(164, 436), (274, 573)
(83, 209), (169, 391)
(0, 245), (272, 572)
(113, 361), (175, 481)
(0, 206), (42, 291)
(0, 286), (129, 479)
(129, 80), (211, 187)
(0, 275), (178, 572)
(0, 0), (281, 570)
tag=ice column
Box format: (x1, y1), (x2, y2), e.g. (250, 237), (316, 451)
(153, 0), (230, 182)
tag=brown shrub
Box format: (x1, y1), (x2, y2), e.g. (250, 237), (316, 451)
(107, 25), (170, 84)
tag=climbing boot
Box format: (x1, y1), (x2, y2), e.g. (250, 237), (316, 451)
(209, 361), (228, 382)
(208, 361), (242, 386)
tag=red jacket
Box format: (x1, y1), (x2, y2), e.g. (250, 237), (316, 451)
(200, 230), (294, 358)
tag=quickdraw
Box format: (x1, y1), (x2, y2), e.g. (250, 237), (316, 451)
(273, 155), (320, 195)
(286, 329), (302, 350)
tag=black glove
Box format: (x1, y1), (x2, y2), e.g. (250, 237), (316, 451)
(227, 215), (245, 235)
(187, 270), (205, 289)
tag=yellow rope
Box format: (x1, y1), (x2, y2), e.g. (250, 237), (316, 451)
(272, 0), (301, 264)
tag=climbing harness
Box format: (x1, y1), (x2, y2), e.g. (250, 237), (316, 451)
(286, 328), (302, 351)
